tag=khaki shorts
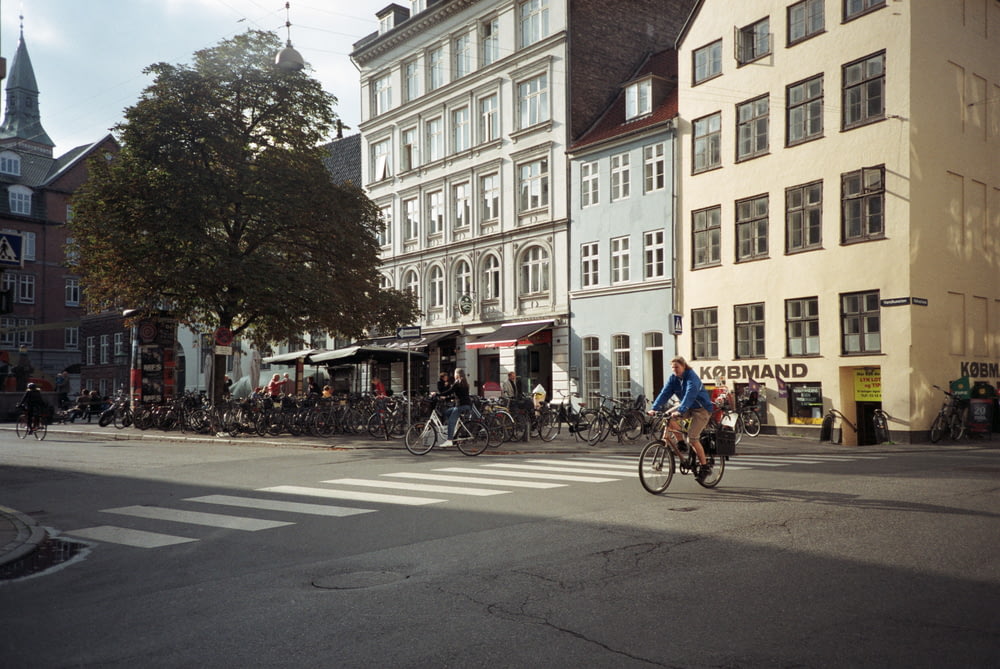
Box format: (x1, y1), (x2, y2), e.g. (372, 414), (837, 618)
(683, 407), (711, 444)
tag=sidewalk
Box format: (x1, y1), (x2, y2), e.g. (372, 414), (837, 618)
(0, 422), (970, 572)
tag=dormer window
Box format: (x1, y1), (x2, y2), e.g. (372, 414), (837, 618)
(379, 13), (394, 34)
(625, 79), (652, 119)
(412, 0), (427, 13)
(0, 151), (20, 176)
(8, 185), (32, 216)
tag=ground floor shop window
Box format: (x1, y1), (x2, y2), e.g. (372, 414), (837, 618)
(788, 382), (823, 424)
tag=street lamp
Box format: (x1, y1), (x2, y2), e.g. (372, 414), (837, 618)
(275, 2), (304, 71)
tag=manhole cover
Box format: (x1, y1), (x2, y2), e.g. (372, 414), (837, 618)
(312, 570), (406, 590)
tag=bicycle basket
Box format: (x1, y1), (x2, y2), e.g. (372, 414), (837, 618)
(712, 427), (737, 456)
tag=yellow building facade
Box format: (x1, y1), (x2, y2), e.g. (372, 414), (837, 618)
(675, 0), (999, 442)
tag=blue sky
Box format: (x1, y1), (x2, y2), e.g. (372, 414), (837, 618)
(0, 0), (388, 153)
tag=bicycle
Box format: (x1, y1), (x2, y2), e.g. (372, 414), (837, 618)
(537, 390), (590, 442)
(366, 397), (408, 440)
(404, 398), (490, 456)
(16, 410), (47, 440)
(929, 384), (967, 443)
(580, 394), (645, 445)
(735, 392), (761, 437)
(638, 411), (725, 493)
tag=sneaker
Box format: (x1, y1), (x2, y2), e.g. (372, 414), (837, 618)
(696, 464), (712, 481)
(439, 440), (453, 448)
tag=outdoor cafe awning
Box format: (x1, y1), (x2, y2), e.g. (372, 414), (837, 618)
(261, 348), (324, 365)
(310, 345), (427, 365)
(466, 320), (553, 350)
(367, 329), (460, 350)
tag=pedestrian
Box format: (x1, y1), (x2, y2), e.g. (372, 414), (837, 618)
(650, 356), (715, 481)
(321, 384), (333, 399)
(307, 376), (320, 396)
(501, 371), (521, 400)
(266, 373), (283, 398)
(371, 376), (386, 397)
(281, 373), (293, 395)
(437, 371), (452, 394)
(55, 370), (70, 408)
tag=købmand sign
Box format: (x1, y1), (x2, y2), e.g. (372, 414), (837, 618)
(697, 362), (810, 382)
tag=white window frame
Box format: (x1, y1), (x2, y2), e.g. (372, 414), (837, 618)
(482, 254), (501, 300)
(427, 47), (445, 91)
(581, 242), (599, 288)
(18, 274), (34, 304)
(610, 153), (630, 201)
(481, 18), (500, 66)
(0, 151), (20, 175)
(425, 117), (444, 162)
(401, 127), (418, 171)
(403, 198), (419, 240)
(65, 326), (79, 350)
(452, 107), (470, 153)
(65, 277), (80, 306)
(372, 73), (392, 116)
(9, 186), (31, 216)
(480, 173), (500, 222)
(452, 182), (470, 229)
(427, 190), (444, 235)
(519, 0), (549, 48)
(86, 336), (96, 366)
(625, 79), (652, 119)
(453, 33), (472, 79)
(520, 245), (550, 295)
(478, 94), (499, 143)
(643, 143), (665, 193)
(518, 73), (549, 129)
(377, 205), (393, 247)
(404, 60), (420, 102)
(404, 269), (420, 302)
(613, 334), (631, 401)
(100, 334), (110, 364)
(454, 259), (472, 298)
(371, 138), (391, 182)
(611, 236), (630, 284)
(581, 161), (599, 207)
(429, 265), (445, 308)
(643, 230), (665, 279)
(519, 158), (549, 212)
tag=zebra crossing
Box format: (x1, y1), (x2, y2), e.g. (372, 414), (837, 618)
(62, 452), (884, 549)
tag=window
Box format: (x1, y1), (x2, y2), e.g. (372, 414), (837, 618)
(16, 319), (32, 346)
(452, 107), (470, 153)
(478, 94), (499, 143)
(520, 246), (549, 294)
(737, 17), (771, 64)
(841, 290), (881, 354)
(519, 0), (549, 48)
(404, 269), (420, 301)
(611, 236), (630, 284)
(613, 334), (631, 400)
(411, 0), (427, 13)
(693, 40), (722, 84)
(736, 95), (769, 161)
(372, 73), (391, 115)
(693, 206), (721, 268)
(581, 242), (599, 287)
(844, 0), (885, 21)
(378, 12), (394, 34)
(787, 75), (823, 145)
(786, 297), (819, 356)
(736, 195), (769, 261)
(454, 260), (472, 299)
(482, 18), (500, 66)
(786, 181), (822, 252)
(427, 191), (444, 235)
(403, 60), (420, 102)
(644, 230), (665, 279)
(841, 165), (884, 242)
(643, 143), (665, 192)
(371, 138), (391, 181)
(626, 79), (652, 119)
(377, 205), (392, 247)
(21, 231), (35, 261)
(429, 265), (445, 308)
(453, 183), (470, 229)
(582, 336), (600, 406)
(86, 336), (95, 365)
(428, 47), (445, 91)
(788, 0), (825, 44)
(482, 254), (501, 300)
(17, 274), (34, 304)
(693, 113), (722, 172)
(100, 334), (110, 365)
(401, 127), (418, 171)
(380, 274), (392, 290)
(735, 303), (765, 358)
(65, 327), (79, 350)
(842, 51), (885, 129)
(453, 33), (472, 79)
(518, 73), (549, 129)
(581, 161), (599, 207)
(9, 186), (31, 215)
(480, 173), (500, 222)
(519, 158), (549, 211)
(692, 307), (719, 359)
(610, 153), (630, 201)
(0, 317), (12, 346)
(403, 198), (419, 240)
(425, 117), (444, 162)
(65, 278), (80, 306)
(0, 151), (20, 175)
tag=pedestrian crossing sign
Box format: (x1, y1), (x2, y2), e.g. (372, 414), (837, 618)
(0, 232), (23, 268)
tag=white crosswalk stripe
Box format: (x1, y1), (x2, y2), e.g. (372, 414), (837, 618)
(322, 478), (510, 496)
(66, 525), (197, 548)
(102, 505), (293, 531)
(383, 472), (565, 489)
(438, 466), (618, 482)
(258, 485), (446, 506)
(483, 462), (640, 477)
(185, 495), (376, 517)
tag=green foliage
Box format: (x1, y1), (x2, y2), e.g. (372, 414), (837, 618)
(68, 30), (416, 349)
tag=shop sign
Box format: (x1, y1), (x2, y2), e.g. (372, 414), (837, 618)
(853, 368), (881, 402)
(697, 362), (809, 382)
(960, 361), (1000, 379)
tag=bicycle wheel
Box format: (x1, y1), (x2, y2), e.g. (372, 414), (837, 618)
(617, 411), (644, 443)
(929, 413), (945, 443)
(741, 410), (761, 437)
(456, 419), (489, 456)
(582, 412), (606, 445)
(639, 440), (674, 494)
(696, 453), (725, 488)
(33, 419), (47, 440)
(537, 408), (559, 442)
(404, 421), (436, 455)
(948, 409), (966, 441)
(366, 412), (388, 440)
(731, 415), (745, 446)
(15, 415), (28, 438)
(114, 407), (133, 429)
(388, 412), (408, 439)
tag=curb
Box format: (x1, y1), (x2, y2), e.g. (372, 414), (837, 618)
(0, 505), (47, 568)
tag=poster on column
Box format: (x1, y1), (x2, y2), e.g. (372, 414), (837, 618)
(135, 317), (178, 404)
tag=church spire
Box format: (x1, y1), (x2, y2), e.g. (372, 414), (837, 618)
(0, 19), (55, 156)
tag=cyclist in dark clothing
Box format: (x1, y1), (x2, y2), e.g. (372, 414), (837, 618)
(17, 382), (47, 433)
(435, 368), (478, 447)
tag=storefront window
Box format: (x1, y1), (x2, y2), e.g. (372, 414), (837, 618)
(788, 382), (823, 424)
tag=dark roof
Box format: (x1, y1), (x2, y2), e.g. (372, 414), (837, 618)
(569, 50), (679, 153)
(322, 134), (362, 186)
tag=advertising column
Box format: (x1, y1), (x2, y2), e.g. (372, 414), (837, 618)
(132, 316), (178, 405)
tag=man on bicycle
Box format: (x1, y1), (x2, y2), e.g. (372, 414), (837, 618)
(651, 356), (714, 481)
(17, 382), (46, 434)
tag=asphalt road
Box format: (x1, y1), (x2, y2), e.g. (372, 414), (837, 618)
(1, 431), (997, 667)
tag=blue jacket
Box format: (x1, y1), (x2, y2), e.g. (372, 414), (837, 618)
(652, 368), (713, 414)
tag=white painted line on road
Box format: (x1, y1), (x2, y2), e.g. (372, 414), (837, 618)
(529, 458), (637, 471)
(482, 463), (637, 477)
(438, 467), (618, 482)
(385, 472), (565, 489)
(185, 495), (376, 517)
(258, 485), (445, 506)
(729, 457), (828, 464)
(322, 478), (510, 497)
(103, 506), (293, 531)
(66, 525), (197, 548)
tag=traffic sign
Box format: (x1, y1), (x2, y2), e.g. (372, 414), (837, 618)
(396, 326), (421, 339)
(0, 232), (23, 268)
(215, 327), (234, 346)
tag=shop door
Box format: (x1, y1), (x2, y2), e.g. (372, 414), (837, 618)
(855, 401), (881, 445)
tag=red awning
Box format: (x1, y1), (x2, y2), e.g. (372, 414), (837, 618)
(466, 321), (552, 350)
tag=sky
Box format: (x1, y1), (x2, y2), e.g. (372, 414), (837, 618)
(0, 0), (390, 153)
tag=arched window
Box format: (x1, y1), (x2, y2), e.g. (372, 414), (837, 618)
(482, 254), (501, 300)
(403, 269), (420, 302)
(429, 265), (445, 308)
(0, 151), (20, 176)
(8, 185), (32, 216)
(454, 259), (472, 298)
(519, 245), (549, 295)
(379, 273), (392, 290)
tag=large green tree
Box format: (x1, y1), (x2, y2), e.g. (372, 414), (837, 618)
(69, 31), (416, 397)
